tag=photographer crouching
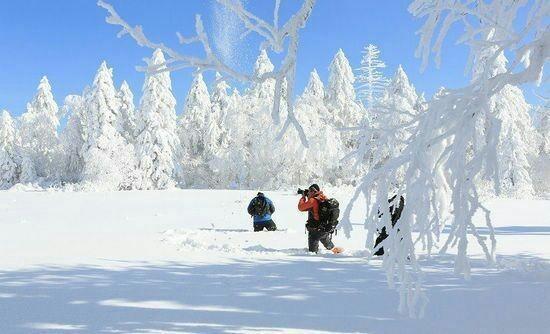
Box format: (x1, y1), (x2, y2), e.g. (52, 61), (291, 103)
(297, 184), (343, 254)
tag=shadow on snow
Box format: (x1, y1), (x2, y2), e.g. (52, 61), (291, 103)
(0, 255), (549, 333)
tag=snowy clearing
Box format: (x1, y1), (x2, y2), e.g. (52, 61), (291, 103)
(1, 189), (549, 333)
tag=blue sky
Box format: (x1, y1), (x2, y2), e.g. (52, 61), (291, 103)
(0, 0), (542, 117)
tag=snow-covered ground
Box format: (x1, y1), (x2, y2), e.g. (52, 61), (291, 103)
(1, 189), (549, 333)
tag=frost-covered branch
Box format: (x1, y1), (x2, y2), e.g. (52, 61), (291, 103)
(97, 0), (316, 146)
(342, 0), (549, 317)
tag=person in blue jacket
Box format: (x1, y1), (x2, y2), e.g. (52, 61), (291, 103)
(247, 192), (277, 231)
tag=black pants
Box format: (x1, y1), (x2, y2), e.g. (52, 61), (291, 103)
(254, 219), (277, 232)
(374, 227), (403, 256)
(308, 229), (334, 253)
(373, 227), (388, 256)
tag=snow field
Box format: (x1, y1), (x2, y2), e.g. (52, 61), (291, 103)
(1, 189), (549, 333)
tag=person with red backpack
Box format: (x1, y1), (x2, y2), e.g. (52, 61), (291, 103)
(298, 184), (343, 253)
(247, 192), (277, 232)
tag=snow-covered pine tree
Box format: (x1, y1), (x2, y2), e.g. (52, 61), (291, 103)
(241, 51), (298, 188)
(203, 76), (224, 158)
(298, 69), (330, 122)
(0, 110), (20, 189)
(494, 85), (538, 196)
(216, 88), (251, 188)
(179, 73), (215, 187)
(211, 72), (231, 130)
(351, 45), (389, 174)
(249, 49), (276, 101)
(372, 65), (420, 169)
(531, 105), (550, 196)
(118, 80), (137, 143)
(135, 49), (181, 190)
(18, 76), (60, 183)
(206, 72), (233, 187)
(326, 49), (363, 130)
(326, 49), (363, 154)
(536, 106), (550, 155)
(294, 69), (344, 185)
(212, 50), (279, 189)
(81, 61), (136, 190)
(414, 92), (427, 114)
(60, 94), (87, 183)
(471, 31), (538, 196)
(356, 44), (388, 109)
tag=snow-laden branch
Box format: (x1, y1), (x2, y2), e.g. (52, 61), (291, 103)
(342, 0), (549, 317)
(97, 0), (316, 147)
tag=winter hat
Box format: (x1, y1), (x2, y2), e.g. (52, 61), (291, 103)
(257, 192), (265, 197)
(308, 184), (320, 192)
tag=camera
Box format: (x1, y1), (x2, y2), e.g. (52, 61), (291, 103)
(297, 188), (309, 197)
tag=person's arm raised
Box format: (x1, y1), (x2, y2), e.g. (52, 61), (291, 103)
(298, 197), (314, 212)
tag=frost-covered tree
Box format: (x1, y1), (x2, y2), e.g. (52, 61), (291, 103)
(342, 0), (549, 317)
(469, 31), (538, 196)
(211, 72), (231, 129)
(298, 69), (330, 121)
(135, 49), (181, 190)
(494, 85), (538, 196)
(81, 61), (136, 190)
(216, 88), (251, 188)
(536, 105), (550, 155)
(203, 72), (234, 187)
(118, 80), (136, 143)
(60, 94), (87, 183)
(356, 44), (388, 108)
(239, 51), (298, 188)
(294, 69), (344, 185)
(373, 65), (420, 166)
(18, 76), (60, 183)
(531, 105), (550, 196)
(249, 49), (276, 101)
(180, 73), (213, 156)
(0, 110), (20, 189)
(179, 73), (216, 187)
(326, 49), (363, 129)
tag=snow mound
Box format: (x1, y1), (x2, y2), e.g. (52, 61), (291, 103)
(161, 228), (372, 257)
(161, 228), (312, 255)
(162, 229), (240, 253)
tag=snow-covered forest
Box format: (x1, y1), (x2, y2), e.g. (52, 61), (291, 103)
(0, 46), (419, 190)
(1, 46), (548, 195)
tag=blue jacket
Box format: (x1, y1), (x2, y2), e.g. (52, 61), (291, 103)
(247, 196), (275, 223)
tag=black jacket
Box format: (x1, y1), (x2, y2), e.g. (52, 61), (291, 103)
(378, 195), (405, 227)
